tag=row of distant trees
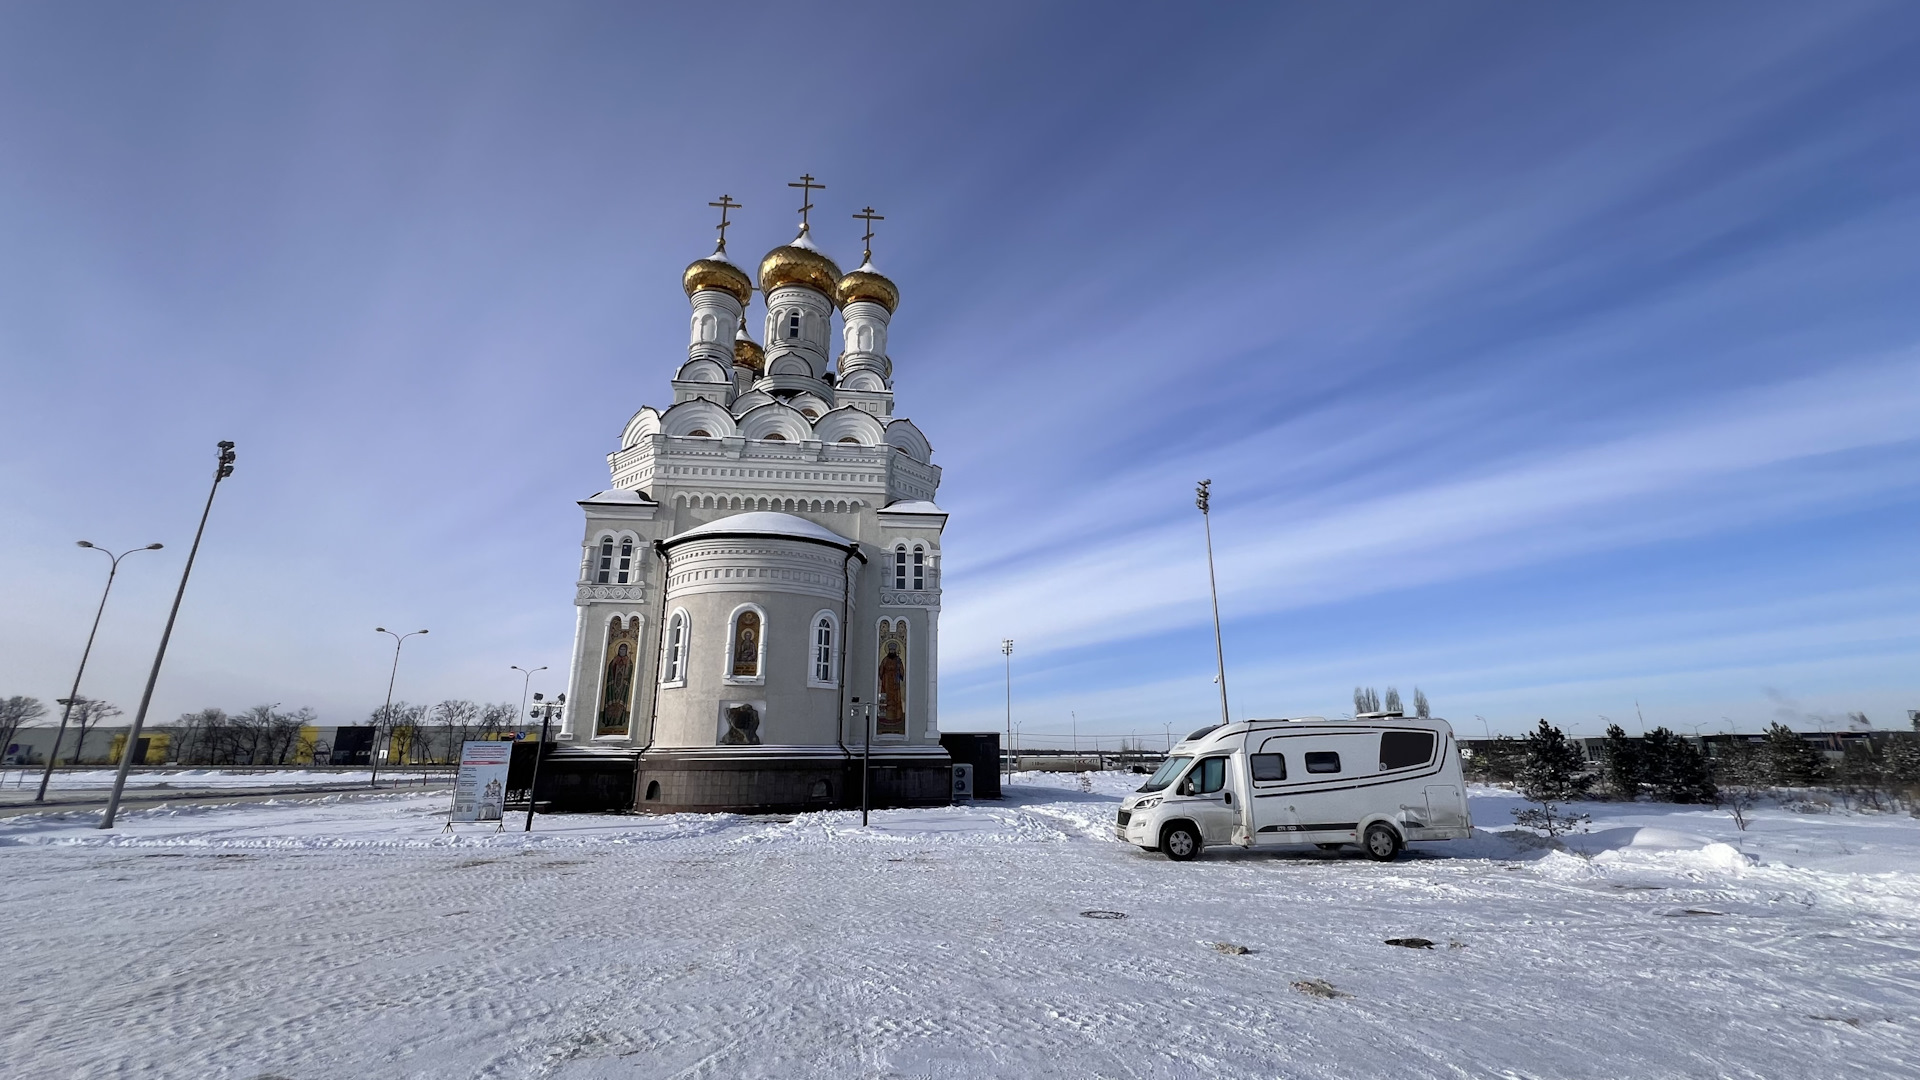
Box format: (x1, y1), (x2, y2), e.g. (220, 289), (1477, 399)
(1, 694), (521, 767)
(1468, 718), (1920, 829)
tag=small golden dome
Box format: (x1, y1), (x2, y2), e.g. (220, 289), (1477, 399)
(733, 322), (765, 373)
(836, 261), (899, 314)
(682, 247), (752, 305)
(758, 233), (843, 298)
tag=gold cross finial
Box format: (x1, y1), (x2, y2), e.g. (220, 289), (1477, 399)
(853, 206), (885, 263)
(788, 174), (825, 234)
(707, 194), (741, 252)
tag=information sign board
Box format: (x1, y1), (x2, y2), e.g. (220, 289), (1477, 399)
(451, 740), (512, 822)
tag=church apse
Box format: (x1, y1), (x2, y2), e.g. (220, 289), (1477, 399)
(876, 619), (908, 737)
(597, 616), (641, 738)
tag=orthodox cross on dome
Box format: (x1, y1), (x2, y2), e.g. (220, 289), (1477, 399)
(788, 174), (825, 234)
(853, 206), (885, 263)
(707, 194), (741, 253)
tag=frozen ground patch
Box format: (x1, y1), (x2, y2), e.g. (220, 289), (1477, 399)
(1, 775), (1915, 1078)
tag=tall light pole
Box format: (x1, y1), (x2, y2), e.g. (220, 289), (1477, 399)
(1195, 479), (1230, 727)
(1000, 639), (1013, 786)
(100, 440), (235, 829)
(524, 693), (563, 832)
(37, 541), (164, 802)
(371, 626), (428, 788)
(512, 665), (546, 736)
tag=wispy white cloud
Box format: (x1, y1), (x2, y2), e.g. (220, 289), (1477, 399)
(940, 357), (1920, 672)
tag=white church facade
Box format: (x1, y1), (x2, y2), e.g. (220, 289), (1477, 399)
(548, 184), (952, 812)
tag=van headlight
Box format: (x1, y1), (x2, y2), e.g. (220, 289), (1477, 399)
(1134, 796), (1162, 811)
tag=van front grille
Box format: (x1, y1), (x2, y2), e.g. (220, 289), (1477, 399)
(1116, 809), (1131, 827)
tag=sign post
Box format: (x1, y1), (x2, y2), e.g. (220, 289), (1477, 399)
(450, 741), (512, 829)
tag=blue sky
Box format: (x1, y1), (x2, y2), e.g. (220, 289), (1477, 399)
(2, 3), (1916, 745)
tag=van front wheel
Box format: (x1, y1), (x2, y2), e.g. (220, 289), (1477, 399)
(1363, 823), (1402, 861)
(1162, 823), (1201, 862)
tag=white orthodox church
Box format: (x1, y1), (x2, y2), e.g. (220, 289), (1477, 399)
(548, 183), (951, 813)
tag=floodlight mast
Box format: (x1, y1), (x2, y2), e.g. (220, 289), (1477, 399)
(100, 441), (235, 829)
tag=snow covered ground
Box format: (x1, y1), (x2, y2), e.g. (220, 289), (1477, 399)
(0, 767), (416, 791)
(1, 772), (1915, 1078)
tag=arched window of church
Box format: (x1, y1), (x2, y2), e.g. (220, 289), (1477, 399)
(662, 611), (688, 685)
(894, 545), (907, 590)
(912, 545), (925, 590)
(856, 325), (873, 352)
(787, 312), (802, 339)
(812, 613), (837, 686)
(616, 538), (634, 585)
(688, 428), (710, 438)
(763, 432), (786, 442)
(697, 314), (716, 342)
(596, 537), (614, 584)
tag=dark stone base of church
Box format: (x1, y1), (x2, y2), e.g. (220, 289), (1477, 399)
(513, 745), (640, 813)
(631, 748), (954, 815)
(523, 745), (955, 814)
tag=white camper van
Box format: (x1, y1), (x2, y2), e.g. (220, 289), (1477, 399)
(1115, 715), (1472, 861)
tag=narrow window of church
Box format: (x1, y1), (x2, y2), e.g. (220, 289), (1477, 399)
(912, 546), (924, 590)
(894, 546), (907, 590)
(814, 617), (834, 683)
(787, 312), (801, 339)
(597, 538), (613, 584)
(664, 612), (687, 684)
(617, 539), (633, 584)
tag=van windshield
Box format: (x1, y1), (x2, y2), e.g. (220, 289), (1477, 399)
(1138, 756), (1192, 793)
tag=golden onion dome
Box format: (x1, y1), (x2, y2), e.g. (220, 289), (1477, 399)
(758, 232), (842, 298)
(836, 260), (899, 314)
(682, 247), (752, 305)
(733, 321), (765, 373)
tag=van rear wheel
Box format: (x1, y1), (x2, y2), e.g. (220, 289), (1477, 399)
(1162, 823), (1201, 862)
(1363, 823), (1402, 861)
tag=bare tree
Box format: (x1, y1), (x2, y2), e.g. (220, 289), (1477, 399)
(1353, 687), (1381, 715)
(436, 699), (483, 762)
(170, 708), (225, 765)
(67, 698), (123, 765)
(479, 702), (516, 741)
(1384, 687), (1403, 714)
(1, 696), (47, 762)
(1413, 688), (1431, 720)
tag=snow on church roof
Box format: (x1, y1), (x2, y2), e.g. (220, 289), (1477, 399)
(664, 512), (855, 549)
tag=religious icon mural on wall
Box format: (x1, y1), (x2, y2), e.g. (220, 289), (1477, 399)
(597, 616), (641, 737)
(731, 609), (761, 679)
(876, 619), (908, 737)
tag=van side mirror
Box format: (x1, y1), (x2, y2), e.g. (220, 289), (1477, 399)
(1176, 777), (1194, 796)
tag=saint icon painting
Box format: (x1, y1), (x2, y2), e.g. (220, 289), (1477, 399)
(597, 616), (641, 737)
(876, 619), (908, 737)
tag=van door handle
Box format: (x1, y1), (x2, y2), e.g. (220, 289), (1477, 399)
(1222, 792), (1233, 806)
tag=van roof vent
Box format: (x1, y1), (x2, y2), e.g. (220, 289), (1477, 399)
(1355, 710), (1406, 719)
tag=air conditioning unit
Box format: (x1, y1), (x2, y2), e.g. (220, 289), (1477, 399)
(952, 763), (974, 803)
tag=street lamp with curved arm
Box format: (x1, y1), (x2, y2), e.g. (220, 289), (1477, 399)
(36, 541), (163, 802)
(511, 665), (546, 736)
(371, 627), (428, 787)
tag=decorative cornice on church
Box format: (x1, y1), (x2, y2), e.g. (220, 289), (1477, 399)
(879, 589), (942, 607)
(576, 584), (648, 603)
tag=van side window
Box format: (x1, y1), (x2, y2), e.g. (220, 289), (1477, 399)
(1304, 751), (1341, 774)
(1380, 731), (1436, 771)
(1181, 757), (1227, 794)
(1251, 753), (1286, 781)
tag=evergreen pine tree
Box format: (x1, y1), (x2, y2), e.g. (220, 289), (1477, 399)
(1763, 722), (1827, 787)
(1600, 723), (1642, 800)
(1657, 736), (1717, 804)
(1518, 719), (1594, 802)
